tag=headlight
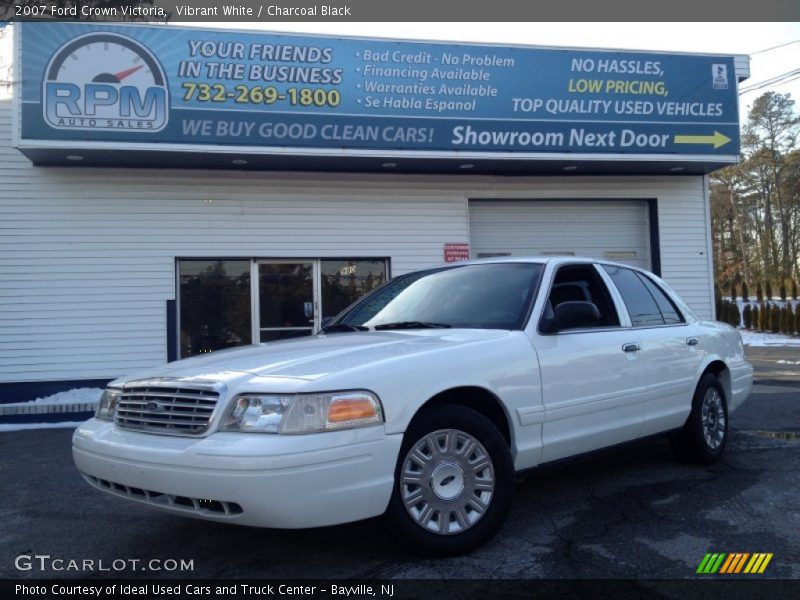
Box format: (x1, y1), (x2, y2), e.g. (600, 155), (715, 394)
(96, 388), (121, 421)
(221, 391), (383, 434)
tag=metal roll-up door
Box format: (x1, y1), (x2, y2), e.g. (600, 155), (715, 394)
(469, 200), (651, 269)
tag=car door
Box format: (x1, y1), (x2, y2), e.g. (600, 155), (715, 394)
(532, 263), (648, 463)
(600, 265), (705, 436)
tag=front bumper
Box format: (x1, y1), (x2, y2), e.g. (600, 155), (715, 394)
(72, 418), (402, 528)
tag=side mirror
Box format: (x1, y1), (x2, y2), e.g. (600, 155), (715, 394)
(551, 301), (601, 331)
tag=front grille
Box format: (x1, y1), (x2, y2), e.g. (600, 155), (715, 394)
(115, 383), (220, 436)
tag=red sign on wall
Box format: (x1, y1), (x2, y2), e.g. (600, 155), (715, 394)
(444, 243), (470, 263)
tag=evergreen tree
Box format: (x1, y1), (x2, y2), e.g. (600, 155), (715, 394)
(796, 303), (800, 334)
(781, 305), (789, 333)
(792, 279), (798, 301)
(714, 285), (723, 320)
(729, 280), (737, 301)
(742, 281), (749, 302)
(770, 304), (780, 332)
(756, 282), (763, 302)
(752, 305), (759, 330)
(766, 281), (773, 300)
(743, 304), (752, 329)
(732, 302), (742, 327)
(780, 281), (787, 301)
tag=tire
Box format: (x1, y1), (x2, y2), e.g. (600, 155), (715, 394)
(385, 404), (514, 555)
(670, 373), (728, 464)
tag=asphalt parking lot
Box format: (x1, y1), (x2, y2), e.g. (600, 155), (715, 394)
(1, 346), (798, 580)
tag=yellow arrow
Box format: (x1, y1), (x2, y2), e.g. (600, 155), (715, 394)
(673, 131), (732, 149)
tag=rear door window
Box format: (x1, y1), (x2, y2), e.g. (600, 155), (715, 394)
(602, 265), (664, 327)
(637, 274), (684, 324)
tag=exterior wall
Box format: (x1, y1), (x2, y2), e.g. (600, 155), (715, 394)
(0, 102), (469, 383)
(0, 101), (713, 385)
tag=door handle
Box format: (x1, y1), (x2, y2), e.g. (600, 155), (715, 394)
(686, 337), (700, 346)
(622, 342), (641, 353)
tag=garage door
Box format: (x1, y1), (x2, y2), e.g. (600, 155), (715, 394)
(469, 200), (651, 269)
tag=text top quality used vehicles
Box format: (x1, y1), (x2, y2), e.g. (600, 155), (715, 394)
(73, 257), (752, 554)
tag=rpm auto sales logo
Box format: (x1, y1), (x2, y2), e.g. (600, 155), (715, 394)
(43, 32), (169, 132)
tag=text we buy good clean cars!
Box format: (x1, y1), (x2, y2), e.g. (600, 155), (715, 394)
(73, 257), (752, 554)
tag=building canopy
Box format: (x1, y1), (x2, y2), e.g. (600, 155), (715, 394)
(15, 22), (747, 175)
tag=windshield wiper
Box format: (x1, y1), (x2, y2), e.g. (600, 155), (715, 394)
(374, 321), (452, 330)
(321, 323), (368, 333)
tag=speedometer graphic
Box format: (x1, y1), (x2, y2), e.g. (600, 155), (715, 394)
(43, 32), (169, 132)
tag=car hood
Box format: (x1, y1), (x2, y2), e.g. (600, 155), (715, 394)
(113, 329), (514, 387)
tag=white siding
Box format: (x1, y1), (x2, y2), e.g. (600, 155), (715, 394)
(0, 103), (469, 382)
(0, 100), (713, 383)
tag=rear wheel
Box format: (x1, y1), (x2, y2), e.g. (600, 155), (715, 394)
(386, 404), (514, 555)
(670, 373), (728, 464)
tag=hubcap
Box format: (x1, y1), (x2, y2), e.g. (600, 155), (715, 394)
(701, 387), (726, 450)
(400, 429), (495, 535)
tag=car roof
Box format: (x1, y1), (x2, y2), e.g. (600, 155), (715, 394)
(457, 255), (650, 273)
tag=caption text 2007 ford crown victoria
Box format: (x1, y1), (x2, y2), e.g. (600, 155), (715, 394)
(73, 257), (752, 554)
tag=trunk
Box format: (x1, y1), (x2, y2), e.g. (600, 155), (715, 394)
(751, 198), (766, 281)
(729, 187), (750, 282)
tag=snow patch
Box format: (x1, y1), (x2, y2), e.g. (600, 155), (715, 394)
(2, 387), (103, 408)
(740, 331), (800, 347)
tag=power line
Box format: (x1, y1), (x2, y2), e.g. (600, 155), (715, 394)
(740, 67), (800, 90)
(739, 75), (800, 95)
(751, 40), (800, 55)
(739, 68), (800, 94)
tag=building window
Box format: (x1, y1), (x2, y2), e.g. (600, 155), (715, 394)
(258, 261), (316, 342)
(178, 260), (251, 358)
(321, 259), (388, 320)
(178, 258), (388, 357)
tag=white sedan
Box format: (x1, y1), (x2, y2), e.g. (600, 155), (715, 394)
(73, 257), (752, 554)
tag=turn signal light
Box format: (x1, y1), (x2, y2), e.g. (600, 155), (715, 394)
(328, 397), (379, 422)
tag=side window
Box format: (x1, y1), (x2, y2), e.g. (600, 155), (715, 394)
(602, 265), (674, 327)
(543, 264), (620, 329)
(637, 273), (685, 324)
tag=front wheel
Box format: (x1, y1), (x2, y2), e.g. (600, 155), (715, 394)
(670, 373), (728, 464)
(385, 404), (514, 555)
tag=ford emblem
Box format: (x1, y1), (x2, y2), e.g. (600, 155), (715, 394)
(146, 401), (160, 411)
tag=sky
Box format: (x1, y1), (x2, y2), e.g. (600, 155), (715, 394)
(186, 21), (800, 124)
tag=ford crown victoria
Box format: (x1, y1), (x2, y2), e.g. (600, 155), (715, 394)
(73, 257), (752, 554)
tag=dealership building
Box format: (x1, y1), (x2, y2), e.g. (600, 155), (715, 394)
(0, 23), (748, 401)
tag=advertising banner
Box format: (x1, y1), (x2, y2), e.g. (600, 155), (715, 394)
(18, 22), (741, 158)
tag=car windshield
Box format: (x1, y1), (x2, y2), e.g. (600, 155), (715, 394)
(333, 262), (544, 330)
